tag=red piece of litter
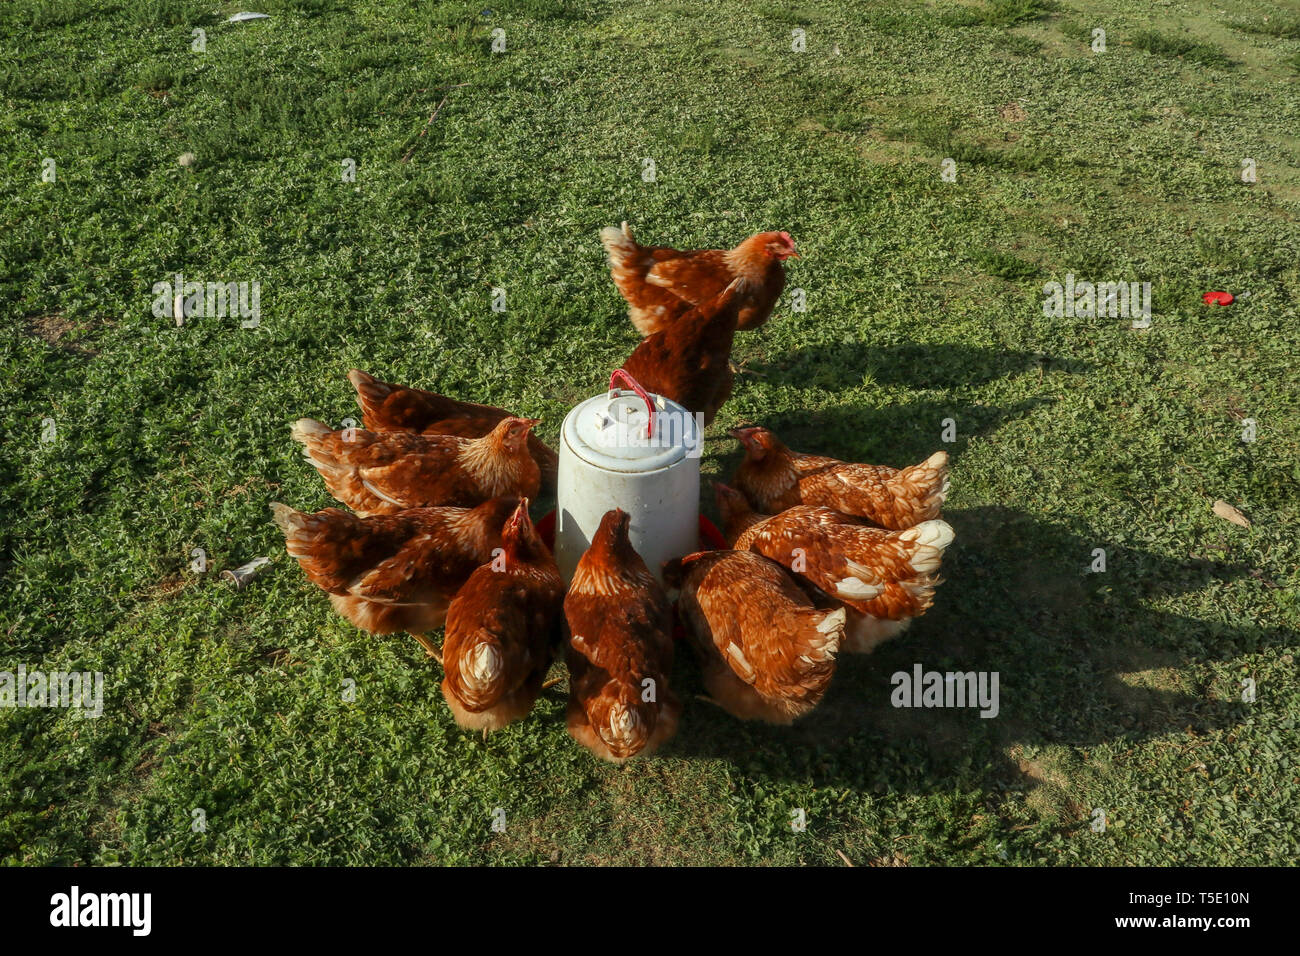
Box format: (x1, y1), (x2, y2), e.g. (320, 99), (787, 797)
(1203, 291), (1234, 306)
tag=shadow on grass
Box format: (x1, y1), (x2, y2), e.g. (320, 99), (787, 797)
(750, 342), (1088, 392)
(662, 504), (1275, 803)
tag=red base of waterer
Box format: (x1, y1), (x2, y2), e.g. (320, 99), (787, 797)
(537, 511), (726, 554)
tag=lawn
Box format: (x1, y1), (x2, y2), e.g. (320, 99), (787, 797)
(1, 0), (1297, 866)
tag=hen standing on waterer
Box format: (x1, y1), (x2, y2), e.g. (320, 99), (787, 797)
(618, 279), (745, 427)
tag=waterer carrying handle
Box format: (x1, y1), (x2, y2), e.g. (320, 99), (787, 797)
(608, 369), (655, 438)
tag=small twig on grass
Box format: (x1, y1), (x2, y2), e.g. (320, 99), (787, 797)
(1249, 569), (1280, 589)
(835, 849), (854, 867)
(400, 83), (471, 163)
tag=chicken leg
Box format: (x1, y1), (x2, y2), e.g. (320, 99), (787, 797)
(412, 633), (442, 663)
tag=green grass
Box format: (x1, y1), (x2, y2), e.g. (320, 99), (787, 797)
(2, 0), (1299, 866)
(943, 0), (1057, 28)
(886, 112), (1051, 171)
(1130, 29), (1234, 68)
(1227, 15), (1300, 41)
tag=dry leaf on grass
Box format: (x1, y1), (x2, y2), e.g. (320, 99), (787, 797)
(1212, 500), (1251, 528)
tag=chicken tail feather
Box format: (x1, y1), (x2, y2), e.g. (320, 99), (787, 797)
(465, 637), (504, 689)
(269, 501), (304, 537)
(803, 605), (846, 661)
(348, 368), (393, 416)
(816, 605), (847, 637)
(290, 417), (347, 476)
(899, 519), (955, 574)
(599, 701), (648, 755)
(889, 450), (950, 520)
(290, 417), (332, 444)
(269, 501), (366, 565)
(599, 220), (639, 268)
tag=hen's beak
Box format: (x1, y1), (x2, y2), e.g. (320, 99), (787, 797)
(729, 426), (758, 450)
(507, 498), (531, 534)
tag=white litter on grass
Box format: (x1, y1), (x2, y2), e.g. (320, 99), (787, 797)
(228, 12), (270, 22)
(223, 557), (272, 589)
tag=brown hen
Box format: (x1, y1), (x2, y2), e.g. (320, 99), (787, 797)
(718, 490), (955, 655)
(664, 550), (845, 724)
(619, 279), (744, 426)
(441, 499), (564, 732)
(600, 223), (797, 335)
(564, 509), (680, 764)
(731, 426), (949, 530)
(348, 369), (558, 491)
(715, 481), (767, 544)
(291, 416), (540, 515)
(270, 497), (517, 658)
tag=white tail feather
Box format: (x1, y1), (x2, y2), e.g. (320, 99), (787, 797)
(835, 575), (883, 601)
(599, 221), (637, 265)
(899, 519), (955, 551)
(606, 703), (642, 744)
(269, 501), (302, 535)
(725, 643), (758, 683)
(466, 642), (502, 688)
(816, 606), (846, 634)
(290, 418), (331, 444)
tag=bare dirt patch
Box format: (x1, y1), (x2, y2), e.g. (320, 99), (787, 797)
(23, 313), (100, 356)
(999, 101), (1028, 122)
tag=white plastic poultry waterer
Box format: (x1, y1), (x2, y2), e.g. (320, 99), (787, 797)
(556, 370), (703, 584)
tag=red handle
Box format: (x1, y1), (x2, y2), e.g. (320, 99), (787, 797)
(609, 369), (655, 438)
